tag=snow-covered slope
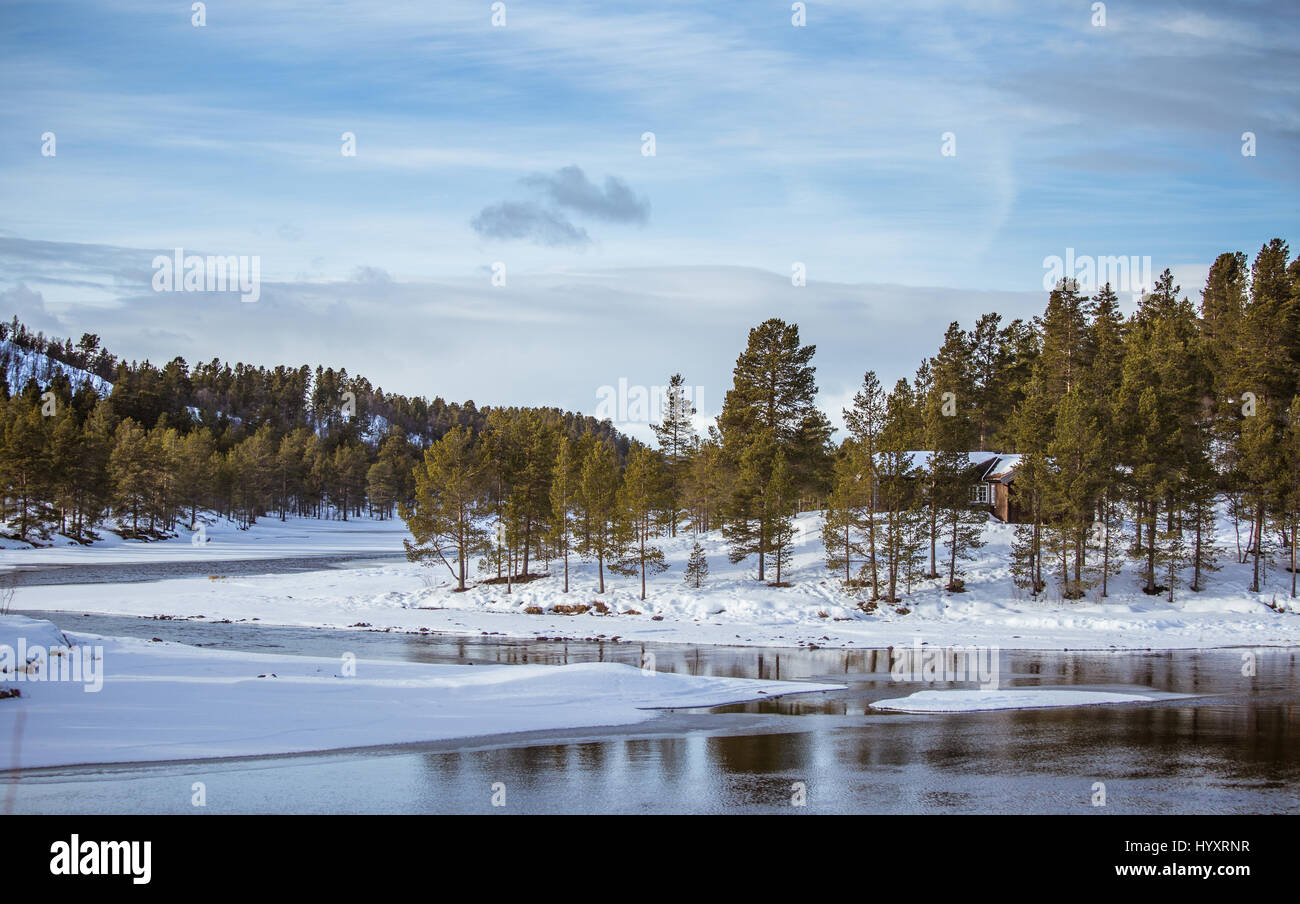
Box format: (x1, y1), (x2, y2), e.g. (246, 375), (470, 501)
(0, 338), (113, 396)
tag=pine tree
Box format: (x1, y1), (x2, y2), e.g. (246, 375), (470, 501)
(574, 440), (622, 594)
(968, 312), (1011, 451)
(843, 371), (886, 598)
(926, 322), (983, 591)
(1085, 283), (1126, 598)
(722, 429), (777, 577)
(400, 425), (488, 591)
(2, 402), (48, 541)
(1009, 523), (1041, 597)
(366, 459), (398, 519)
(766, 451), (796, 586)
(822, 443), (870, 588)
(611, 445), (667, 600)
(683, 435), (726, 535)
(876, 380), (925, 601)
(108, 418), (150, 537)
(1284, 396), (1300, 599)
(1158, 509), (1192, 604)
(718, 319), (828, 575)
(651, 373), (697, 536)
(548, 433), (578, 593)
(1043, 390), (1104, 599)
(683, 540), (709, 589)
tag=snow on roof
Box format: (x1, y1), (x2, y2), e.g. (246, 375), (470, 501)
(903, 450), (1004, 474)
(984, 454), (1022, 481)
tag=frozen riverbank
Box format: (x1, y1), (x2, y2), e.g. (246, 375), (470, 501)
(0, 614), (843, 769)
(3, 512), (1298, 653)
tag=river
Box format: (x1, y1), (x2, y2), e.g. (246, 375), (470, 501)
(5, 608), (1296, 814)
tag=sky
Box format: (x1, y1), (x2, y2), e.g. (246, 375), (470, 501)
(1, 0), (1297, 440)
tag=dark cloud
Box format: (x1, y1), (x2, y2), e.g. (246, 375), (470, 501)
(521, 166), (650, 224)
(470, 201), (592, 248)
(471, 166), (648, 246)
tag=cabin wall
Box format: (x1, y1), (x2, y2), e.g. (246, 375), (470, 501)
(992, 482), (1022, 524)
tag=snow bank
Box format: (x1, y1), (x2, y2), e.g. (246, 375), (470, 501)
(869, 688), (1175, 713)
(0, 510), (410, 557)
(0, 616), (844, 769)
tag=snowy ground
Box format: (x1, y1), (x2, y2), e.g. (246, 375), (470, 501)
(0, 512), (410, 560)
(0, 614), (843, 769)
(2, 509), (1298, 652)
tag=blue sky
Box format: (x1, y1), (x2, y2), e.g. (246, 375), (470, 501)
(1, 0), (1297, 437)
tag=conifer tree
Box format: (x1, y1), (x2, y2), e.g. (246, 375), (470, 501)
(926, 323), (983, 590)
(612, 445), (667, 599)
(843, 371), (886, 598)
(968, 312), (1010, 451)
(877, 380), (925, 601)
(651, 373), (697, 536)
(109, 418), (150, 536)
(683, 540), (709, 589)
(1043, 390), (1104, 598)
(683, 435), (726, 534)
(823, 443), (870, 588)
(718, 319), (828, 575)
(548, 433), (578, 593)
(366, 459), (399, 518)
(1284, 396), (1300, 599)
(723, 429), (777, 578)
(575, 439), (622, 594)
(401, 425), (488, 591)
(766, 451), (796, 586)
(1084, 284), (1126, 597)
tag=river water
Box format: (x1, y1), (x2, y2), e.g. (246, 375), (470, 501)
(6, 609), (1297, 814)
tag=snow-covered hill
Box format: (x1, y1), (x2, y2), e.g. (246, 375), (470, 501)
(0, 338), (113, 397)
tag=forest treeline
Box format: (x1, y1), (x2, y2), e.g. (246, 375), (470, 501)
(3, 238), (1298, 608)
(399, 239), (1300, 605)
(0, 318), (623, 539)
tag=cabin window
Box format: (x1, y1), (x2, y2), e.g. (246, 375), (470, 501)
(969, 483), (990, 505)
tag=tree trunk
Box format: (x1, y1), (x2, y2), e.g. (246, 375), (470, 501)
(1145, 503), (1157, 593)
(1250, 502), (1263, 593)
(1292, 522), (1297, 599)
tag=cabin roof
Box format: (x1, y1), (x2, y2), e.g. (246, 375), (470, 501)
(899, 451), (1021, 482)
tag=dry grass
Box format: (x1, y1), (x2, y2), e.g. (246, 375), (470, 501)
(548, 604), (591, 615)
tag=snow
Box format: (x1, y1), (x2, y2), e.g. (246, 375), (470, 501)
(0, 511), (411, 557)
(0, 615), (844, 769)
(870, 688), (1179, 713)
(3, 509), (1298, 652)
(0, 338), (113, 397)
(903, 450), (1003, 472)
